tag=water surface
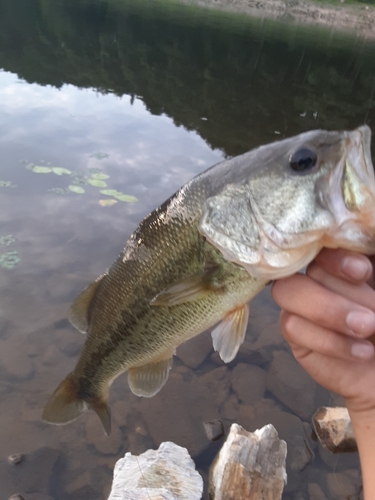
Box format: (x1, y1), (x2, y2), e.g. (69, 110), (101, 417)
(0, 0), (374, 498)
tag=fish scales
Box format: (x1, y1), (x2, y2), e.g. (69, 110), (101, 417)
(76, 183), (261, 382)
(43, 126), (375, 434)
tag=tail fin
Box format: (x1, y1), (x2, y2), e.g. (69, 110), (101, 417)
(42, 373), (111, 435)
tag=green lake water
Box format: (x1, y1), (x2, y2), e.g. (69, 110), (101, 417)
(0, 0), (374, 498)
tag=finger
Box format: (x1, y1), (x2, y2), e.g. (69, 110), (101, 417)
(280, 311), (375, 362)
(272, 274), (375, 338)
(307, 261), (375, 313)
(313, 248), (372, 283)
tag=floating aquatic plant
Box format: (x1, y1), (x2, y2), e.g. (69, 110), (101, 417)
(88, 168), (102, 174)
(0, 250), (20, 269)
(70, 173), (88, 186)
(31, 166), (52, 173)
(91, 173), (109, 180)
(99, 199), (118, 207)
(0, 235), (15, 246)
(48, 187), (69, 195)
(0, 180), (16, 188)
(88, 179), (107, 188)
(90, 152), (109, 160)
(51, 167), (72, 176)
(23, 159), (137, 204)
(68, 185), (85, 194)
(100, 189), (138, 202)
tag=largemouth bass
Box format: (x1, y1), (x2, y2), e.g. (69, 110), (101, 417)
(43, 126), (375, 435)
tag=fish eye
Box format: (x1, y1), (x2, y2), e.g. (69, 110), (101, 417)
(289, 148), (317, 172)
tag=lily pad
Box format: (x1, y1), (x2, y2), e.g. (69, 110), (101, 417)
(0, 235), (15, 246)
(114, 194), (138, 202)
(88, 168), (102, 174)
(91, 173), (109, 180)
(31, 166), (52, 173)
(68, 185), (85, 194)
(48, 188), (69, 195)
(0, 250), (20, 269)
(90, 152), (109, 160)
(99, 199), (118, 207)
(0, 180), (15, 188)
(52, 167), (72, 176)
(88, 179), (107, 188)
(99, 189), (138, 202)
(71, 175), (87, 186)
(100, 189), (120, 197)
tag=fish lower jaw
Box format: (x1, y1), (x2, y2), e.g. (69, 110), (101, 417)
(242, 242), (322, 280)
(322, 219), (375, 255)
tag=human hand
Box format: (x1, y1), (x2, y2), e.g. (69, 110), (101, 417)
(272, 248), (375, 417)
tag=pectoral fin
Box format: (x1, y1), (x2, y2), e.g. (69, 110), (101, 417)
(69, 274), (105, 333)
(211, 303), (250, 363)
(151, 265), (223, 306)
(128, 352), (174, 397)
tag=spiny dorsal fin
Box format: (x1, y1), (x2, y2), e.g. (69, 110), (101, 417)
(69, 274), (105, 333)
(211, 303), (250, 363)
(128, 352), (174, 397)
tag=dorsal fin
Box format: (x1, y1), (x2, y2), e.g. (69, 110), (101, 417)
(69, 274), (105, 333)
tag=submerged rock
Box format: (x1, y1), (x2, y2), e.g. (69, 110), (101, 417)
(7, 454), (25, 466)
(209, 423), (287, 500)
(231, 363), (267, 405)
(312, 407), (357, 453)
(203, 420), (224, 441)
(266, 350), (317, 420)
(107, 441), (203, 500)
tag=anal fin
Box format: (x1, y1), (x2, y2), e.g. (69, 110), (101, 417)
(211, 303), (250, 363)
(128, 352), (174, 397)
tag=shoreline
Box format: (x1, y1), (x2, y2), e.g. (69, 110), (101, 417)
(178, 0), (375, 39)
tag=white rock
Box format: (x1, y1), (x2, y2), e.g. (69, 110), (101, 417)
(209, 423), (287, 499)
(312, 407), (357, 453)
(107, 442), (203, 500)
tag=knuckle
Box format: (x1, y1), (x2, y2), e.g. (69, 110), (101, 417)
(281, 312), (299, 341)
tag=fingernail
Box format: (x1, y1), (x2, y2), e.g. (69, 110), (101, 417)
(342, 257), (371, 281)
(346, 310), (375, 336)
(351, 341), (374, 359)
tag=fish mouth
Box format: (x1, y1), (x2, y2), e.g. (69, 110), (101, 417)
(322, 124), (375, 254)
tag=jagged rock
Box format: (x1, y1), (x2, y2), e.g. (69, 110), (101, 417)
(231, 363), (266, 405)
(266, 350), (317, 419)
(312, 407), (357, 453)
(241, 402), (313, 473)
(107, 441), (203, 500)
(203, 420), (224, 441)
(209, 423), (287, 500)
